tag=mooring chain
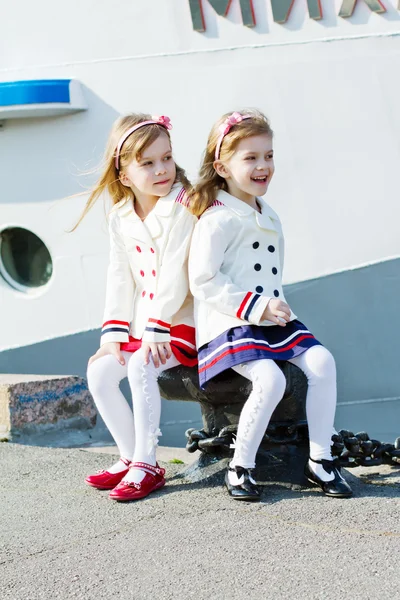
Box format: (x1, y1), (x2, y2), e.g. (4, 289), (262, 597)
(185, 423), (309, 454)
(185, 426), (400, 467)
(331, 430), (400, 467)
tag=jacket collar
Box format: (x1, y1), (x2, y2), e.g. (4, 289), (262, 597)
(216, 190), (278, 232)
(255, 196), (279, 232)
(112, 184), (181, 244)
(217, 190), (253, 215)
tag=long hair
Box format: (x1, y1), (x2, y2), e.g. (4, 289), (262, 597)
(189, 109), (273, 217)
(72, 113), (190, 230)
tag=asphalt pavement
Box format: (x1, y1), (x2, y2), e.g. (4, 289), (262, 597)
(1, 443), (400, 600)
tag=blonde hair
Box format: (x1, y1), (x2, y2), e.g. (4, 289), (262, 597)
(190, 109), (273, 217)
(72, 113), (190, 230)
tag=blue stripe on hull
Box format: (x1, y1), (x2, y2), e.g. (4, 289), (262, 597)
(0, 80), (71, 107)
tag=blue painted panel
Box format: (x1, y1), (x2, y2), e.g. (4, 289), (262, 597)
(0, 79), (71, 107)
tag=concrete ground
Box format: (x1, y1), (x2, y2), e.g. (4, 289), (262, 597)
(1, 442), (400, 600)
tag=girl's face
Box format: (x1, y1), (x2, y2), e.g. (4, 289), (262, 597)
(216, 134), (274, 203)
(120, 132), (176, 199)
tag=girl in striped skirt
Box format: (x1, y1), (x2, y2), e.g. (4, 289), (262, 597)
(189, 110), (352, 501)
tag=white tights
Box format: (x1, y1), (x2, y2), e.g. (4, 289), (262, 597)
(87, 345), (337, 485)
(230, 345), (337, 482)
(87, 350), (179, 483)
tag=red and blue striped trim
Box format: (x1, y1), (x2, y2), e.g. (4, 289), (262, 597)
(204, 199), (224, 214)
(145, 318), (171, 335)
(175, 187), (190, 207)
(102, 320), (130, 335)
(197, 321), (322, 388)
(199, 334), (315, 375)
(237, 292), (261, 320)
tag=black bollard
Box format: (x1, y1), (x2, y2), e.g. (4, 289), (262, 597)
(158, 362), (311, 483)
(158, 364), (400, 483)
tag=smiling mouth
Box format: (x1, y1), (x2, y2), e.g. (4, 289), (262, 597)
(154, 179), (170, 185)
(251, 176), (268, 183)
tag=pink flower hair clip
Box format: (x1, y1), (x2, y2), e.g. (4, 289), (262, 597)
(215, 112), (252, 160)
(115, 115), (173, 171)
(154, 115), (172, 130)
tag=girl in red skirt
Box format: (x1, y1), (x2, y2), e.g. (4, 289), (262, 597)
(81, 114), (196, 501)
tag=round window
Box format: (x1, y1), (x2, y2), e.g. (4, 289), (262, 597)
(0, 227), (53, 291)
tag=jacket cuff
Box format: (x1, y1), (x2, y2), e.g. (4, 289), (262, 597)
(141, 319), (171, 344)
(100, 320), (130, 346)
(236, 292), (271, 325)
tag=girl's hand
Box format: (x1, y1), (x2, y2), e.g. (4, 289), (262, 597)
(88, 342), (125, 366)
(142, 342), (172, 368)
(262, 299), (291, 327)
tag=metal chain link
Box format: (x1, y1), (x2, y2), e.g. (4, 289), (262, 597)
(185, 422), (309, 455)
(185, 425), (400, 467)
(331, 430), (400, 467)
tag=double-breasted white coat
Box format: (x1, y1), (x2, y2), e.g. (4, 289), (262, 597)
(189, 189), (297, 349)
(100, 185), (197, 348)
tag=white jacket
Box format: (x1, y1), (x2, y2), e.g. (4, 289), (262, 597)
(189, 190), (297, 348)
(101, 185), (197, 346)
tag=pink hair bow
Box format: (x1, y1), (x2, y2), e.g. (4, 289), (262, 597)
(115, 115), (173, 170)
(215, 112), (251, 160)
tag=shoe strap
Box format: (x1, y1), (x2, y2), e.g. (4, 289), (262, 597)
(228, 465), (255, 477)
(129, 461), (165, 477)
(309, 457), (339, 474)
(120, 457), (132, 468)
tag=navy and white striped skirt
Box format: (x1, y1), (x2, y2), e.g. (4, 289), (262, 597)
(198, 320), (322, 388)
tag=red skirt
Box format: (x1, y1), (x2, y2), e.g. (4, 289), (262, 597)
(121, 324), (197, 367)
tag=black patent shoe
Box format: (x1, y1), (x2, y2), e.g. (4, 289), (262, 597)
(225, 466), (260, 501)
(305, 458), (353, 498)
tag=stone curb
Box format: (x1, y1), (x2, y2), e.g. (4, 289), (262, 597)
(0, 374), (96, 437)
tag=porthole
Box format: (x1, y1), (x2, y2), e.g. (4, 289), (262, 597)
(0, 227), (53, 292)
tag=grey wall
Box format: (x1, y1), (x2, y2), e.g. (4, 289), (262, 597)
(285, 258), (400, 404)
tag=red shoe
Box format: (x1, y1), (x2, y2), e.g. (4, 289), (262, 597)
(109, 462), (166, 502)
(85, 457), (131, 490)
